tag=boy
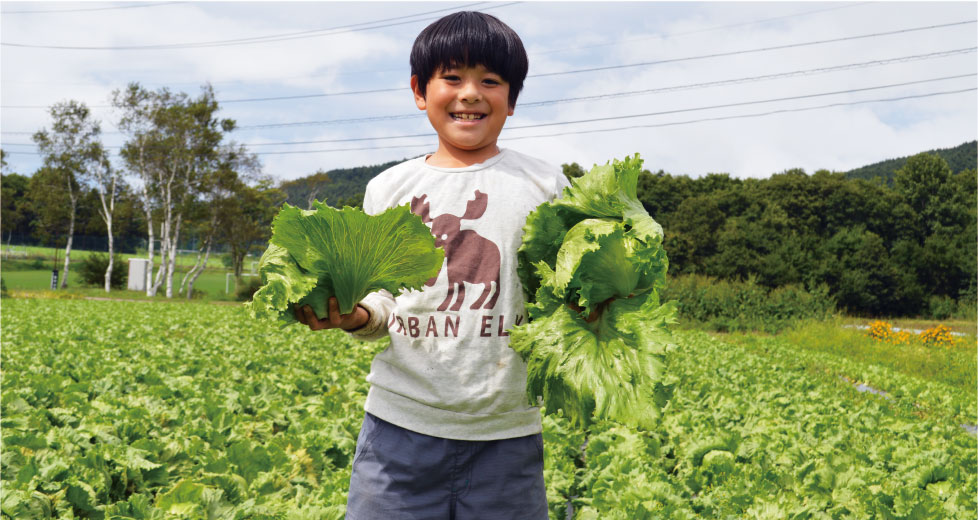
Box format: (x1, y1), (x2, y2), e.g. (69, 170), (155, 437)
(295, 11), (570, 519)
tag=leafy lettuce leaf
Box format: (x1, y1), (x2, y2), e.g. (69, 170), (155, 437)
(510, 291), (678, 430)
(550, 154), (663, 244)
(249, 201), (443, 323)
(249, 244), (318, 323)
(518, 154), (665, 315)
(551, 218), (669, 312)
(512, 153), (677, 429)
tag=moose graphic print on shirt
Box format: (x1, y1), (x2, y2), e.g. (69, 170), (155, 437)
(411, 190), (501, 311)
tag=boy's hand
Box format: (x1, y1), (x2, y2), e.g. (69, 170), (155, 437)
(294, 296), (369, 332)
(567, 299), (614, 323)
(567, 294), (632, 323)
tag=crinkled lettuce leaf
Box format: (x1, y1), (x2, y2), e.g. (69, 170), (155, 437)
(550, 154), (663, 244)
(250, 243), (318, 323)
(510, 291), (678, 430)
(512, 153), (677, 429)
(248, 201), (444, 323)
(518, 154), (665, 314)
(551, 218), (669, 312)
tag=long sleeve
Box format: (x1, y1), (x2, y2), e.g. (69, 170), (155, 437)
(347, 289), (395, 341)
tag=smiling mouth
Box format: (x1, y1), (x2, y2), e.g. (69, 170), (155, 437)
(452, 113), (486, 121)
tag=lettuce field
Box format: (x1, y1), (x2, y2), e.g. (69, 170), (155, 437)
(1, 298), (975, 519)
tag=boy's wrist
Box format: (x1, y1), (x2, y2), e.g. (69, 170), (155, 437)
(342, 305), (371, 332)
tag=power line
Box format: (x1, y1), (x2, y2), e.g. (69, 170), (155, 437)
(0, 2), (513, 50)
(531, 2), (872, 56)
(232, 46), (976, 129)
(4, 70), (974, 149)
(532, 19), (977, 77)
(508, 74), (977, 131)
(3, 18), (974, 109)
(249, 88), (978, 155)
(6, 87), (972, 157)
(500, 88), (977, 143)
(5, 74), (973, 151)
(237, 74), (978, 147)
(0, 1), (870, 88)
(3, 46), (974, 137)
(1, 2), (186, 15)
(220, 87), (405, 104)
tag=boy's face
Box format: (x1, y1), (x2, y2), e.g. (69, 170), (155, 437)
(412, 64), (514, 160)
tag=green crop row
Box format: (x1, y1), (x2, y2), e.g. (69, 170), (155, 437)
(1, 298), (373, 518)
(544, 330), (977, 519)
(1, 298), (974, 519)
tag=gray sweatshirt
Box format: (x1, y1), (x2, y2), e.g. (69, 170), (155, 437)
(349, 148), (571, 440)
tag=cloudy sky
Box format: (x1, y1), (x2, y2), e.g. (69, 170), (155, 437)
(2, 1), (975, 182)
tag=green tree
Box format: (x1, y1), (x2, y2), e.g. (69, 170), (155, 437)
(815, 226), (898, 315)
(894, 153), (954, 236)
(219, 178), (284, 279)
(114, 82), (159, 294)
(561, 162), (586, 181)
(181, 144), (262, 299)
(25, 166), (74, 250)
(666, 195), (725, 274)
(32, 101), (105, 289)
(1, 172), (32, 245)
(115, 83), (233, 297)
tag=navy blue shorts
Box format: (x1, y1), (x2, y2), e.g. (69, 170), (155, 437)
(346, 412), (548, 520)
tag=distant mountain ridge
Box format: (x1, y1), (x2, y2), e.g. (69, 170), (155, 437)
(845, 141), (976, 183)
(278, 141), (977, 207)
(278, 158), (409, 209)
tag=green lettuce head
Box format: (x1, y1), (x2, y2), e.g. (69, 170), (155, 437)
(512, 154), (677, 430)
(519, 154), (668, 316)
(249, 201), (444, 324)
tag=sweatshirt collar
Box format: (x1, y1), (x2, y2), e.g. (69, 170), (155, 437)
(419, 148), (509, 173)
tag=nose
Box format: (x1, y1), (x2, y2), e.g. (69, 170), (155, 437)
(459, 79), (481, 103)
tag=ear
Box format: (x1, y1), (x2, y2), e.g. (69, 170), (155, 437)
(411, 75), (427, 111)
(508, 103), (515, 116)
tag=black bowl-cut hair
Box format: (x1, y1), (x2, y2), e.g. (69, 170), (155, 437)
(410, 11), (528, 108)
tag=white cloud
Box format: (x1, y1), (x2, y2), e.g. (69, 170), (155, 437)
(3, 2), (975, 181)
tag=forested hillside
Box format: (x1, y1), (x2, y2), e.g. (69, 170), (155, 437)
(278, 158), (407, 209)
(278, 141), (977, 208)
(638, 153), (976, 316)
(845, 140), (976, 184)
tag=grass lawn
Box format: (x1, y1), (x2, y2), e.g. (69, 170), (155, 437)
(1, 244), (264, 303)
(1, 268), (253, 303)
(1, 244), (262, 271)
(727, 318), (978, 394)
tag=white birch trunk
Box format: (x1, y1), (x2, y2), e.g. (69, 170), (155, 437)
(165, 216), (181, 298)
(152, 220), (168, 295)
(59, 190), (77, 290)
(186, 238), (211, 300)
(151, 168), (176, 296)
(134, 141), (157, 296)
(97, 167), (117, 292)
(104, 225), (114, 292)
(182, 213), (217, 296)
(145, 209), (155, 295)
(179, 248), (202, 294)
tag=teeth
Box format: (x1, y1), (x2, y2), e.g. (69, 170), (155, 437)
(453, 113), (484, 120)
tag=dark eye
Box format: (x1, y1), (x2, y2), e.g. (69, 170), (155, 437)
(443, 75), (460, 81)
